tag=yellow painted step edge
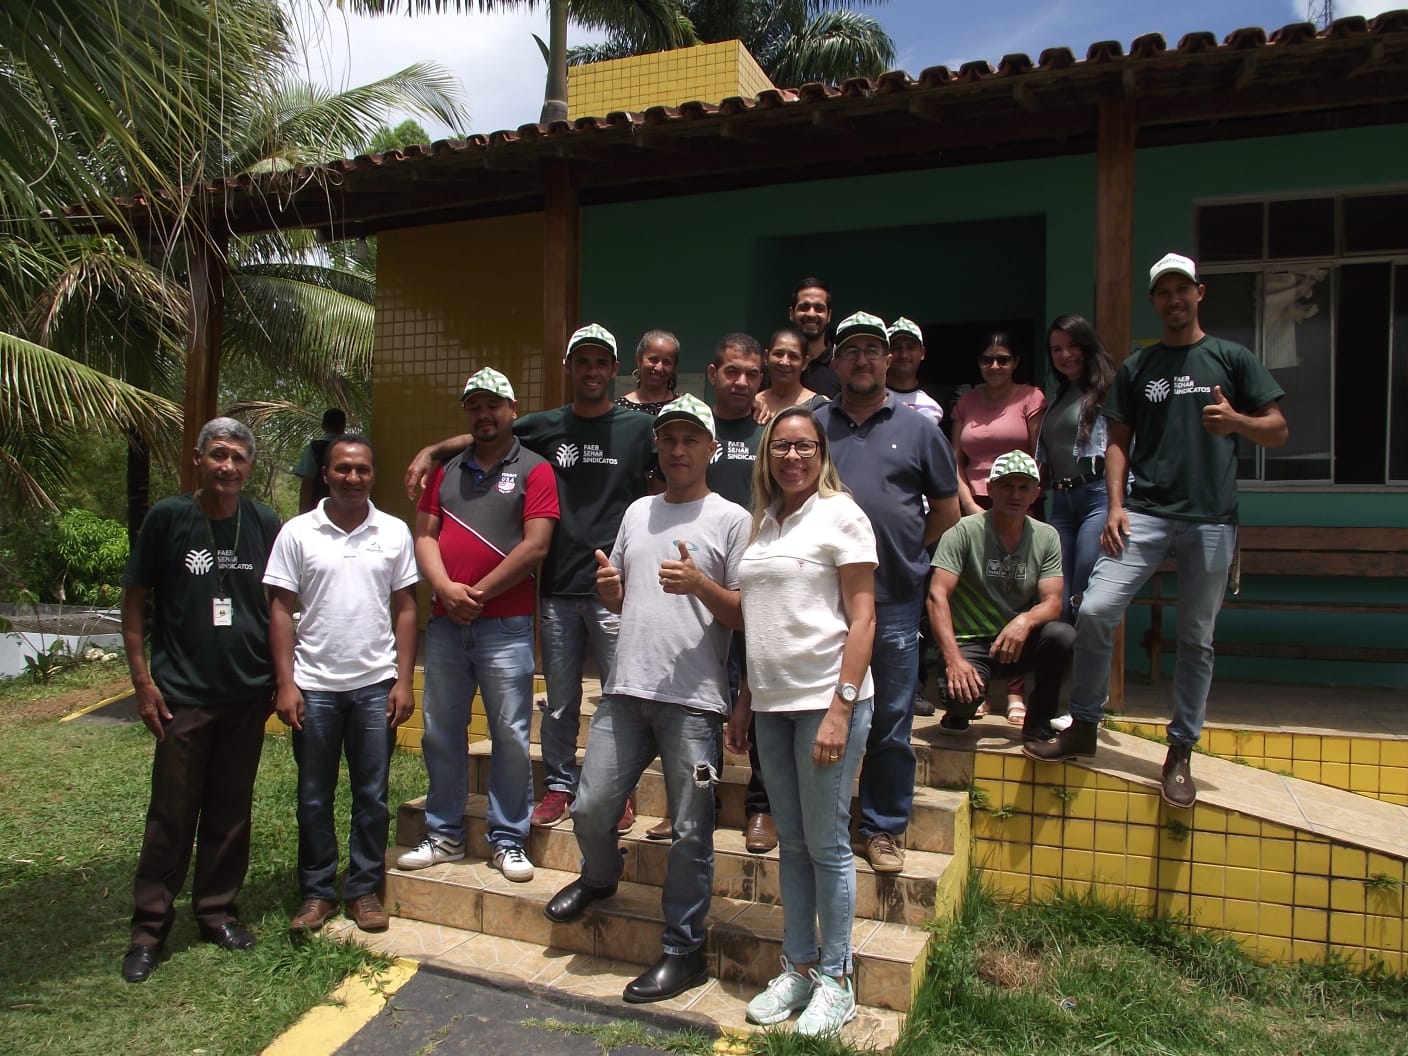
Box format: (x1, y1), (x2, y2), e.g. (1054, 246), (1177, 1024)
(261, 958), (418, 1056)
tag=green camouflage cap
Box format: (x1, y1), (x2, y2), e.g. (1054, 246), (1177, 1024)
(654, 393), (716, 439)
(833, 310), (888, 351)
(887, 317), (924, 344)
(461, 366), (515, 402)
(988, 449), (1040, 484)
(565, 322), (618, 362)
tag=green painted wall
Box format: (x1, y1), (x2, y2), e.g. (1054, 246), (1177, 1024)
(580, 124), (1408, 688)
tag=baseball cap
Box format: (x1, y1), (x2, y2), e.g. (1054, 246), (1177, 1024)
(460, 366), (515, 402)
(988, 450), (1040, 483)
(1149, 252), (1198, 292)
(887, 317), (924, 344)
(833, 310), (888, 350)
(565, 323), (618, 362)
(653, 393), (715, 439)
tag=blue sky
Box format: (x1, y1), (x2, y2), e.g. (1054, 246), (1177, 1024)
(299, 0), (1398, 139)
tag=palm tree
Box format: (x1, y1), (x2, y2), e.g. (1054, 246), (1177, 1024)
(569, 0), (896, 86)
(343, 0), (696, 124)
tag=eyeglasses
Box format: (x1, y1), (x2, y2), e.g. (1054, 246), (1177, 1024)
(767, 439), (819, 458)
(980, 354), (1014, 366)
(836, 348), (886, 363)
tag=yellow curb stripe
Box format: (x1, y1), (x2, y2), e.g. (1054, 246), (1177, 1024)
(261, 959), (418, 1056)
(60, 690), (133, 722)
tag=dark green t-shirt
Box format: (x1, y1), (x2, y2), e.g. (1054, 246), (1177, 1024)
(123, 494), (282, 707)
(932, 512), (1063, 642)
(707, 413), (762, 511)
(1104, 336), (1283, 524)
(514, 404), (657, 597)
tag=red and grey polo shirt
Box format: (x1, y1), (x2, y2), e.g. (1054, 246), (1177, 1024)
(418, 439), (560, 618)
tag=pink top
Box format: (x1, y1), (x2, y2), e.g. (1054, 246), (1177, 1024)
(953, 384), (1046, 497)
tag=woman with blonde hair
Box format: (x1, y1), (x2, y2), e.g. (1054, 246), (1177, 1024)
(728, 406), (876, 1036)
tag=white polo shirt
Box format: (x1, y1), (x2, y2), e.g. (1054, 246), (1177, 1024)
(263, 500), (419, 691)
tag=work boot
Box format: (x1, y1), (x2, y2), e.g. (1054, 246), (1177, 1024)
(1022, 719), (1099, 762)
(1161, 743), (1196, 808)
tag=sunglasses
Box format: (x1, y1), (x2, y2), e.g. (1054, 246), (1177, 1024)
(980, 354), (1014, 366)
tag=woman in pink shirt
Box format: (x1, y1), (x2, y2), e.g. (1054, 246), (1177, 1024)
(950, 333), (1046, 724)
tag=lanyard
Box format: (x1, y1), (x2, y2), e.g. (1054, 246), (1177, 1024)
(194, 491), (242, 596)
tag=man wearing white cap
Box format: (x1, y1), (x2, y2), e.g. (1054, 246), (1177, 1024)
(927, 450), (1073, 738)
(1026, 253), (1288, 809)
(818, 311), (960, 874)
(544, 394), (750, 1006)
(885, 318), (943, 427)
(398, 368), (559, 883)
(405, 326), (657, 830)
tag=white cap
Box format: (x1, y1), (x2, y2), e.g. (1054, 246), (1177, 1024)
(1149, 252), (1198, 292)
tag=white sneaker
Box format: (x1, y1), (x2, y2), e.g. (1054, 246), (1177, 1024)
(491, 845), (534, 882)
(396, 834), (465, 870)
(795, 971), (857, 1037)
(745, 957), (815, 1025)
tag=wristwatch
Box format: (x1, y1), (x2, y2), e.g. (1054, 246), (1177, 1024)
(836, 682), (860, 704)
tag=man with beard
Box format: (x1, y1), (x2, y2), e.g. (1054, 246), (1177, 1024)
(790, 278), (840, 399)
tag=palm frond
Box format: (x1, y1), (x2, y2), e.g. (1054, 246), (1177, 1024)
(767, 9), (895, 86)
(222, 268), (375, 386)
(568, 0), (698, 50)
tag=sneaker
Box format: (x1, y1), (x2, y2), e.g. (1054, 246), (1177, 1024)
(531, 790), (573, 828)
(862, 832), (904, 873)
(1022, 719), (1099, 762)
(491, 845), (535, 883)
(1161, 744), (1197, 808)
(746, 957), (815, 1025)
(396, 834), (465, 870)
(795, 972), (857, 1037)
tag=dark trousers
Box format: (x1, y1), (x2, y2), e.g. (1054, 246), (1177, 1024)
(130, 698), (268, 946)
(941, 622), (1075, 735)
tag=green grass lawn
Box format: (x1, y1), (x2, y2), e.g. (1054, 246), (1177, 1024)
(0, 679), (424, 1056)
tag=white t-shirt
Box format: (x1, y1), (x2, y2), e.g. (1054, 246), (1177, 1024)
(263, 500), (419, 691)
(739, 492), (878, 713)
(889, 386), (944, 426)
(606, 492), (751, 716)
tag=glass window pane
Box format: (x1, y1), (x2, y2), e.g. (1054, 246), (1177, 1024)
(1390, 264), (1408, 483)
(1199, 271), (1262, 479)
(1268, 198), (1334, 259)
(1198, 202), (1263, 263)
(1260, 268), (1332, 481)
(1344, 194), (1408, 254)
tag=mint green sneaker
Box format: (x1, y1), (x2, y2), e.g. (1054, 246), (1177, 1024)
(795, 971), (857, 1036)
(745, 957), (814, 1025)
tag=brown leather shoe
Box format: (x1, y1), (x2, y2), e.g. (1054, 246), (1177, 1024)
(289, 897), (337, 933)
(1161, 744), (1197, 808)
(745, 813), (778, 854)
(345, 893), (390, 932)
(644, 818), (674, 841)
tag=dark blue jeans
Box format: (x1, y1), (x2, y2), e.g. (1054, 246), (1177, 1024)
(857, 597), (922, 839)
(293, 679), (395, 901)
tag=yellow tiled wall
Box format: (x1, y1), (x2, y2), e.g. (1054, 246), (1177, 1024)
(568, 39), (775, 120)
(1111, 720), (1408, 806)
(970, 752), (1407, 974)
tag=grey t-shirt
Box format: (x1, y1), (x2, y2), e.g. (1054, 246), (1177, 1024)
(606, 492), (750, 715)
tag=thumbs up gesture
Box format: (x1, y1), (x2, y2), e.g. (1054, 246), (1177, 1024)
(1200, 384), (1241, 436)
(659, 539), (702, 596)
(594, 548), (624, 610)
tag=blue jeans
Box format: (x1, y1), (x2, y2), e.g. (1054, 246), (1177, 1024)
(857, 597), (921, 839)
(1070, 511), (1235, 745)
(539, 596), (620, 795)
(755, 697), (873, 977)
(293, 680), (395, 901)
(573, 695), (720, 955)
(422, 615), (535, 850)
(1049, 478), (1108, 622)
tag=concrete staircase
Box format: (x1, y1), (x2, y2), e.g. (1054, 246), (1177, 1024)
(379, 690), (972, 1040)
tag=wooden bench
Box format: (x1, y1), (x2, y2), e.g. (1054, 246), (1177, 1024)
(1130, 526), (1408, 682)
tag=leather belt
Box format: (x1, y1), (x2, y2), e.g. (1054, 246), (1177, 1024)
(1051, 470), (1102, 491)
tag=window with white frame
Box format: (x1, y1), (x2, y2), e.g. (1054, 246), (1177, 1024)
(1195, 191), (1408, 486)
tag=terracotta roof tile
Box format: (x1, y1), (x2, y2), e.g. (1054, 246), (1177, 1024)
(1129, 33), (1167, 59)
(997, 53), (1035, 76)
(1270, 21), (1318, 45)
(1176, 31), (1219, 53)
(1373, 10), (1408, 31)
(915, 65), (954, 86)
(957, 60), (993, 82)
(1036, 47), (1075, 70)
(1085, 40), (1124, 63)
(1223, 26), (1268, 49)
(1327, 15), (1369, 37)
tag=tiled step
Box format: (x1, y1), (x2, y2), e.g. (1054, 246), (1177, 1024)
(461, 741), (966, 855)
(395, 793), (956, 927)
(382, 853), (930, 1012)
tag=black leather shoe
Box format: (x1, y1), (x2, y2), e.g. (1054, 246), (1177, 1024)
(623, 949), (708, 1004)
(121, 943), (160, 983)
(544, 879), (618, 923)
(200, 921), (257, 951)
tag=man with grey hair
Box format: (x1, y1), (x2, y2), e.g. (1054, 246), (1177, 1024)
(118, 417), (282, 982)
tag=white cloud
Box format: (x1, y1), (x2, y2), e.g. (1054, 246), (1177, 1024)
(284, 4), (606, 140)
